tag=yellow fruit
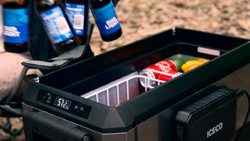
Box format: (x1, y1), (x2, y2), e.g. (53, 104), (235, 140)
(181, 60), (203, 72)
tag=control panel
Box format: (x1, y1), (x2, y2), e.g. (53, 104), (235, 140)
(36, 90), (91, 119)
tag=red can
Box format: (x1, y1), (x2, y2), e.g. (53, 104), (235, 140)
(144, 60), (177, 78)
(139, 60), (182, 88)
(158, 70), (182, 81)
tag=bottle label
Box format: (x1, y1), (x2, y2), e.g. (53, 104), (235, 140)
(3, 8), (28, 44)
(40, 6), (74, 44)
(65, 3), (88, 36)
(91, 1), (121, 35)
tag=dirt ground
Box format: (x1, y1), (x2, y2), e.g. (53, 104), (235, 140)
(1, 0), (250, 140)
(90, 0), (250, 55)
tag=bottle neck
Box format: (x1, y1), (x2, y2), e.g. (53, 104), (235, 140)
(2, 1), (27, 8)
(37, 0), (60, 12)
(66, 0), (89, 4)
(90, 0), (111, 9)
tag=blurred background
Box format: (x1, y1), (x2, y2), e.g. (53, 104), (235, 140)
(0, 0), (250, 140)
(90, 0), (250, 55)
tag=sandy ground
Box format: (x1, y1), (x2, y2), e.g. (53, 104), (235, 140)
(90, 0), (250, 55)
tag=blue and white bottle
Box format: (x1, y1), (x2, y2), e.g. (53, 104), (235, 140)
(90, 0), (122, 41)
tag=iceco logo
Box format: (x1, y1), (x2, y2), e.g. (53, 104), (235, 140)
(207, 122), (223, 138)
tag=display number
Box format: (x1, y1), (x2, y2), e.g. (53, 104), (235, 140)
(54, 96), (71, 110)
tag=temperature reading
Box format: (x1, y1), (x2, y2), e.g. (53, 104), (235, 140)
(54, 96), (71, 110)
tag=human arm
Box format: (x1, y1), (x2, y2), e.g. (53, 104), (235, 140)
(0, 0), (17, 5)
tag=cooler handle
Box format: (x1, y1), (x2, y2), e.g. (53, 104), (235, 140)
(22, 110), (91, 141)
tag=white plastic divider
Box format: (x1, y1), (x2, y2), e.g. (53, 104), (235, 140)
(80, 69), (181, 107)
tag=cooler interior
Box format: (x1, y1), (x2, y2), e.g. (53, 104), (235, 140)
(58, 43), (224, 107)
(80, 54), (211, 107)
(37, 27), (249, 107)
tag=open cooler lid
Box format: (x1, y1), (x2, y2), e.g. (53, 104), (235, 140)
(23, 27), (250, 133)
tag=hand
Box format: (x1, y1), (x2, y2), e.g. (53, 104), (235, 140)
(0, 0), (18, 5)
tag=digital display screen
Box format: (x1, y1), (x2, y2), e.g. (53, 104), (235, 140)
(53, 96), (71, 110)
(37, 90), (91, 119)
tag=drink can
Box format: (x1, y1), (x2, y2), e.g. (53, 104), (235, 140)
(145, 59), (177, 77)
(158, 70), (182, 81)
(139, 60), (181, 88)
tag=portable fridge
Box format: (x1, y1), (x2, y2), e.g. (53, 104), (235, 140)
(22, 27), (250, 141)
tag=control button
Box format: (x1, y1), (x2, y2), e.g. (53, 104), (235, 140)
(80, 107), (84, 112)
(74, 105), (79, 110)
(46, 93), (52, 103)
(47, 95), (52, 100)
(41, 93), (52, 104)
(46, 100), (51, 104)
(43, 94), (47, 99)
(47, 93), (51, 97)
(43, 93), (51, 100)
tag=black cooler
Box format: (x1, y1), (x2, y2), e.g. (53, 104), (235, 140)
(22, 28), (250, 141)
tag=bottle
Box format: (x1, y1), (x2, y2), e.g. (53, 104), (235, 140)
(37, 0), (81, 54)
(65, 0), (90, 44)
(2, 0), (28, 53)
(90, 0), (122, 42)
